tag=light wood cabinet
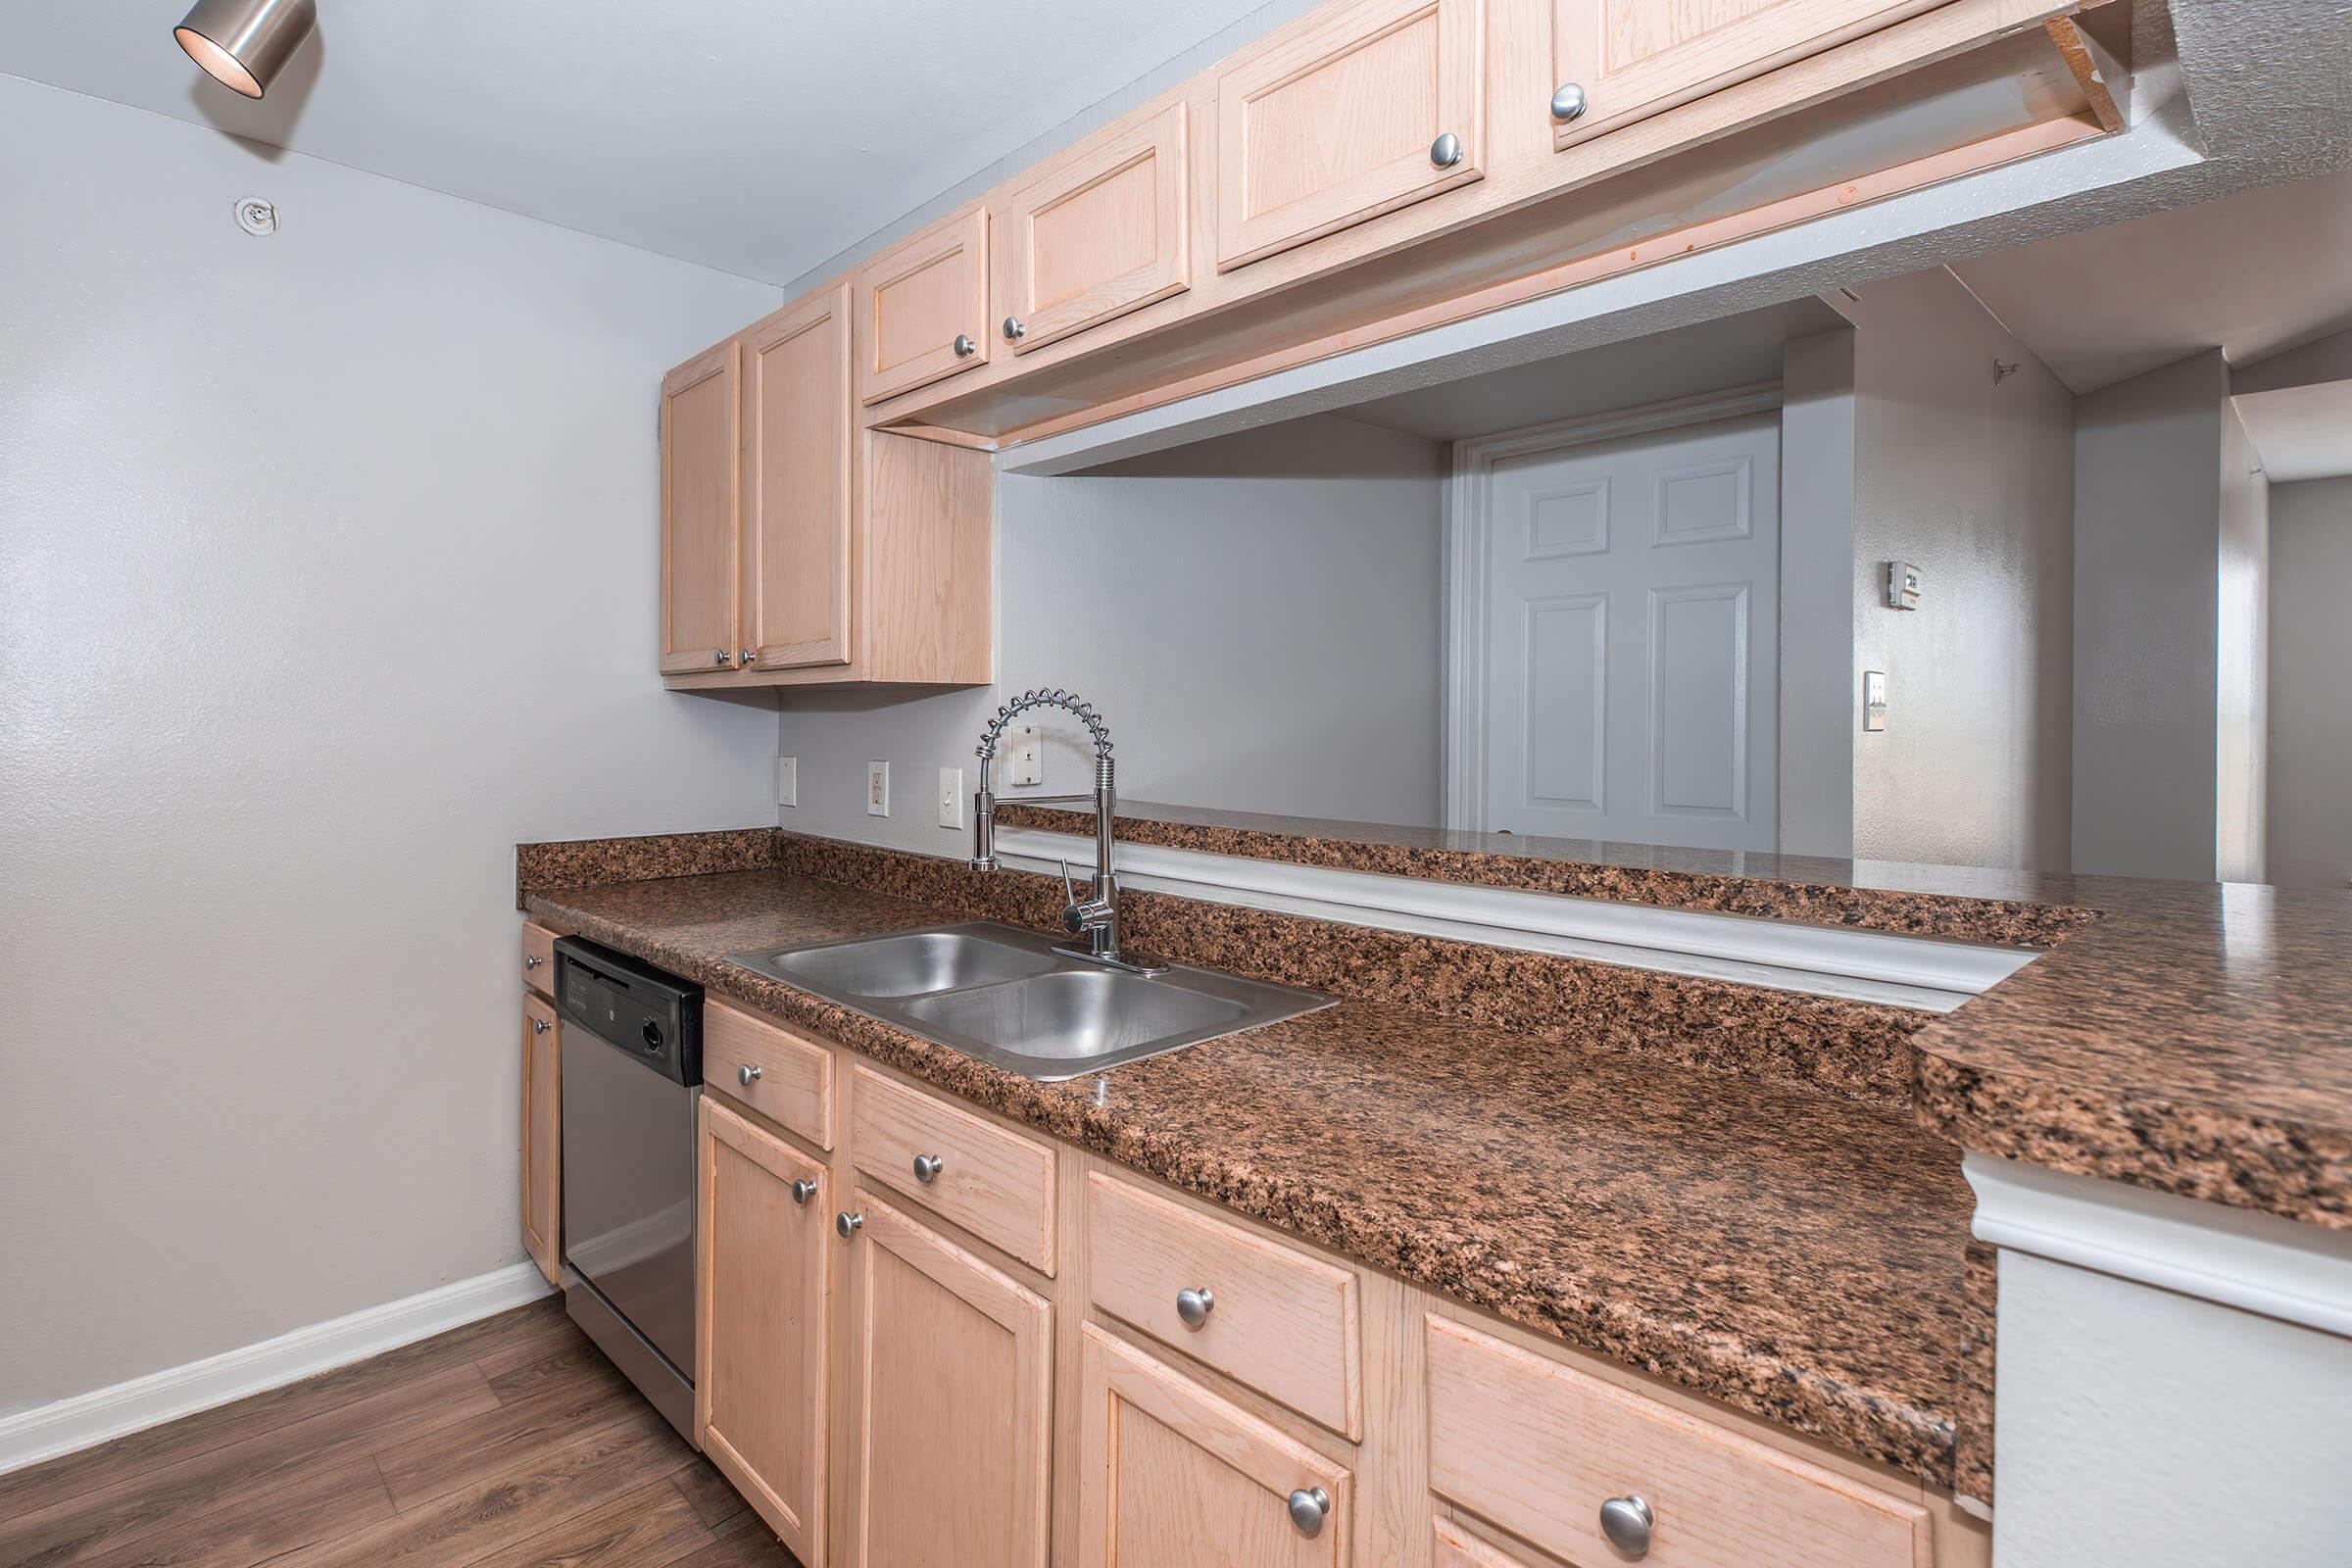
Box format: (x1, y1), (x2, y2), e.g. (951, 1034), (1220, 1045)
(1074, 1324), (1353, 1568)
(839, 1191), (1053, 1568)
(519, 992), (561, 1286)
(658, 339), (741, 674)
(851, 1063), (1057, 1273)
(697, 1094), (833, 1566)
(996, 101), (1191, 355)
(741, 282), (854, 670)
(1212, 0), (1484, 271)
(858, 205), (992, 404)
(1550, 0), (1944, 150)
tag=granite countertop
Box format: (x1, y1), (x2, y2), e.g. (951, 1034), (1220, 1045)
(526, 864), (1974, 1487)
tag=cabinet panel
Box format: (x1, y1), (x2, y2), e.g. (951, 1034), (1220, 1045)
(1214, 0), (1483, 270)
(520, 921), (557, 998)
(999, 102), (1190, 354)
(858, 206), (991, 404)
(659, 340), (741, 674)
(1551, 0), (1943, 148)
(706, 999), (837, 1150)
(519, 995), (560, 1285)
(742, 283), (853, 669)
(697, 1095), (830, 1566)
(1075, 1326), (1352, 1568)
(841, 1192), (1052, 1568)
(851, 1063), (1056, 1272)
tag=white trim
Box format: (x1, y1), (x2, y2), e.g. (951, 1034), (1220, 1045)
(996, 826), (2031, 1009)
(1443, 384), (1785, 834)
(0, 1261), (555, 1477)
(1965, 1152), (2352, 1338)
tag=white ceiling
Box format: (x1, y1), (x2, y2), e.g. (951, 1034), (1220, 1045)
(0, 0), (1287, 284)
(1951, 164), (2352, 396)
(2234, 382), (2352, 485)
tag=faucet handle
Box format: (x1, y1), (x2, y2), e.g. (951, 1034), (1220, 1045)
(1058, 858), (1079, 906)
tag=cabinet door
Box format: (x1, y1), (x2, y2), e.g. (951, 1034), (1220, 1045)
(997, 102), (1190, 355)
(1075, 1325), (1352, 1568)
(1213, 0), (1483, 272)
(697, 1095), (831, 1566)
(1549, 0), (1941, 149)
(742, 283), (854, 670)
(519, 995), (560, 1286)
(839, 1192), (1052, 1568)
(857, 206), (991, 405)
(659, 339), (742, 674)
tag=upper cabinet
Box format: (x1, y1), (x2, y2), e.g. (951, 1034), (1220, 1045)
(658, 340), (741, 674)
(1549, 0), (1945, 148)
(1212, 0), (1485, 271)
(858, 206), (991, 404)
(995, 102), (1191, 355)
(742, 283), (854, 670)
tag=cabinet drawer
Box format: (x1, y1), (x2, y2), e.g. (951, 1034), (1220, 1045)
(1426, 1316), (1933, 1568)
(857, 205), (990, 405)
(520, 922), (558, 997)
(850, 1065), (1055, 1273)
(1087, 1170), (1360, 1437)
(705, 1001), (837, 1151)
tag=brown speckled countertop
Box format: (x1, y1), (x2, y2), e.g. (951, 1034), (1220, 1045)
(526, 860), (1975, 1488)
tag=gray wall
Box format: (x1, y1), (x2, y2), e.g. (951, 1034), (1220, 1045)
(2267, 476), (2352, 889)
(2216, 399), (2271, 883)
(776, 416), (1446, 852)
(2071, 350), (2231, 881)
(0, 78), (782, 1413)
(1776, 328), (1860, 859)
(1844, 270), (2076, 871)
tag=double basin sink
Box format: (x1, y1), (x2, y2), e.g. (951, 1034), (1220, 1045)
(727, 921), (1332, 1081)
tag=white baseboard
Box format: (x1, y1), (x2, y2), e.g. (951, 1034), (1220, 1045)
(0, 1260), (555, 1478)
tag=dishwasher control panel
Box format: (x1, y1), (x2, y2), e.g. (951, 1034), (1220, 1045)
(554, 936), (703, 1087)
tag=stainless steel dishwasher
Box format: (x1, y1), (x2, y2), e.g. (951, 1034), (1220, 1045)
(553, 937), (702, 1444)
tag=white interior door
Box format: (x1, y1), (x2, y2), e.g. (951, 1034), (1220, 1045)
(1471, 410), (1780, 850)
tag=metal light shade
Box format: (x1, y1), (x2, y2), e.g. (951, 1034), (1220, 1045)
(174, 0), (317, 99)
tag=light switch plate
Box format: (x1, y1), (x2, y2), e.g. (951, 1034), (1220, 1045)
(1007, 723), (1044, 788)
(938, 766), (963, 829)
(777, 757), (797, 808)
(866, 760), (890, 817)
(1863, 670), (1888, 732)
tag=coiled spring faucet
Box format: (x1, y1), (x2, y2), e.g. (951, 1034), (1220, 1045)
(970, 689), (1157, 974)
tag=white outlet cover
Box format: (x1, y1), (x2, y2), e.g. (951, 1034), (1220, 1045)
(938, 766), (963, 829)
(866, 760), (890, 817)
(778, 757), (797, 808)
(1008, 723), (1044, 788)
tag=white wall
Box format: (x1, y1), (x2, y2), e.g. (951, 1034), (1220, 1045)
(2216, 400), (2271, 883)
(0, 77), (782, 1413)
(1844, 270), (2076, 871)
(2267, 475), (2352, 889)
(776, 416), (1445, 853)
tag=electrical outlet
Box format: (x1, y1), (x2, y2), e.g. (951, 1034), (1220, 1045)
(866, 760), (890, 817)
(938, 767), (963, 829)
(777, 757), (797, 808)
(1008, 723), (1044, 788)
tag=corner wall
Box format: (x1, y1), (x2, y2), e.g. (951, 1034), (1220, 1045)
(2267, 475), (2352, 889)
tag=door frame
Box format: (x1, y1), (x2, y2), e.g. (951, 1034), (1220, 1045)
(1442, 381), (1784, 832)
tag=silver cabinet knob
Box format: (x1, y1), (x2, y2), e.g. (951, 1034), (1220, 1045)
(711, 649), (730, 665)
(739, 648), (754, 664)
(531, 1017), (550, 1035)
(790, 1178), (817, 1205)
(835, 1210), (864, 1240)
(738, 1063), (761, 1088)
(953, 333), (977, 358)
(1430, 131), (1463, 168)
(912, 1153), (944, 1184)
(1598, 1495), (1653, 1556)
(1175, 1287), (1215, 1329)
(1002, 316), (1026, 341)
(1286, 1488), (1331, 1538)
(523, 955), (543, 970)
(1551, 81), (1589, 122)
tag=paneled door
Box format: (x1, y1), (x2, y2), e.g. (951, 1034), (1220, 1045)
(1214, 0), (1483, 271)
(1549, 0), (1943, 149)
(659, 339), (741, 673)
(858, 206), (991, 405)
(697, 1095), (831, 1566)
(742, 283), (854, 669)
(519, 995), (560, 1286)
(838, 1192), (1052, 1568)
(997, 101), (1191, 355)
(1462, 406), (1780, 850)
(1073, 1326), (1352, 1568)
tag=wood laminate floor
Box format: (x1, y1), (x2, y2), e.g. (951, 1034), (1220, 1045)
(0, 1299), (797, 1568)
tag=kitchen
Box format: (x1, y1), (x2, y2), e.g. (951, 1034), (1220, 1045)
(5, 1), (2352, 1566)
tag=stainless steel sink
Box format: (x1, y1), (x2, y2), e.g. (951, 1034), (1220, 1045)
(728, 921), (1330, 1080)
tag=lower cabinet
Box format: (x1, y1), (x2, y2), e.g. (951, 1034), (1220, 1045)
(698, 1095), (832, 1566)
(519, 993), (561, 1286)
(1073, 1325), (1352, 1568)
(838, 1191), (1054, 1568)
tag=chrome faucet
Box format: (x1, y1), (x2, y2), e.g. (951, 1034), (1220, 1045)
(970, 689), (1159, 974)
